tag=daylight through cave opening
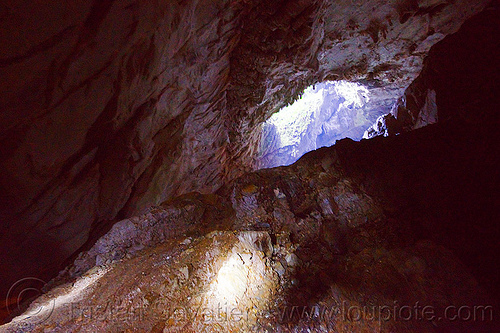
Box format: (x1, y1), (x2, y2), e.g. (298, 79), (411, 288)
(258, 80), (388, 168)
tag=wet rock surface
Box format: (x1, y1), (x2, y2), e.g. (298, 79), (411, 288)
(0, 0), (490, 298)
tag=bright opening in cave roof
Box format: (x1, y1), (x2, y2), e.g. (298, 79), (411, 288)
(259, 81), (374, 168)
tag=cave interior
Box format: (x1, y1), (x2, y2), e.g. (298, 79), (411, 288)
(0, 0), (499, 332)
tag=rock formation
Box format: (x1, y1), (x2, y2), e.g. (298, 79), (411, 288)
(364, 0), (500, 138)
(2, 100), (499, 331)
(0, 0), (499, 331)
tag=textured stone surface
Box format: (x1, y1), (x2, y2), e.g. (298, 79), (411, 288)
(2, 109), (499, 331)
(0, 0), (491, 311)
(3, 231), (287, 332)
(364, 1), (500, 138)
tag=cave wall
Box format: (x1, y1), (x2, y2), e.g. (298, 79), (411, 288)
(0, 0), (247, 298)
(358, 0), (500, 295)
(398, 0), (500, 129)
(0, 0), (490, 299)
(365, 0), (499, 137)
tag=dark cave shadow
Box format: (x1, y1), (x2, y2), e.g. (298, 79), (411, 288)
(272, 120), (500, 332)
(0, 233), (69, 325)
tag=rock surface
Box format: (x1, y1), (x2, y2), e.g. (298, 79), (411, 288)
(1, 110), (498, 331)
(364, 1), (500, 138)
(0, 0), (492, 317)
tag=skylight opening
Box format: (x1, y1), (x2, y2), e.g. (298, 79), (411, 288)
(259, 81), (374, 168)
